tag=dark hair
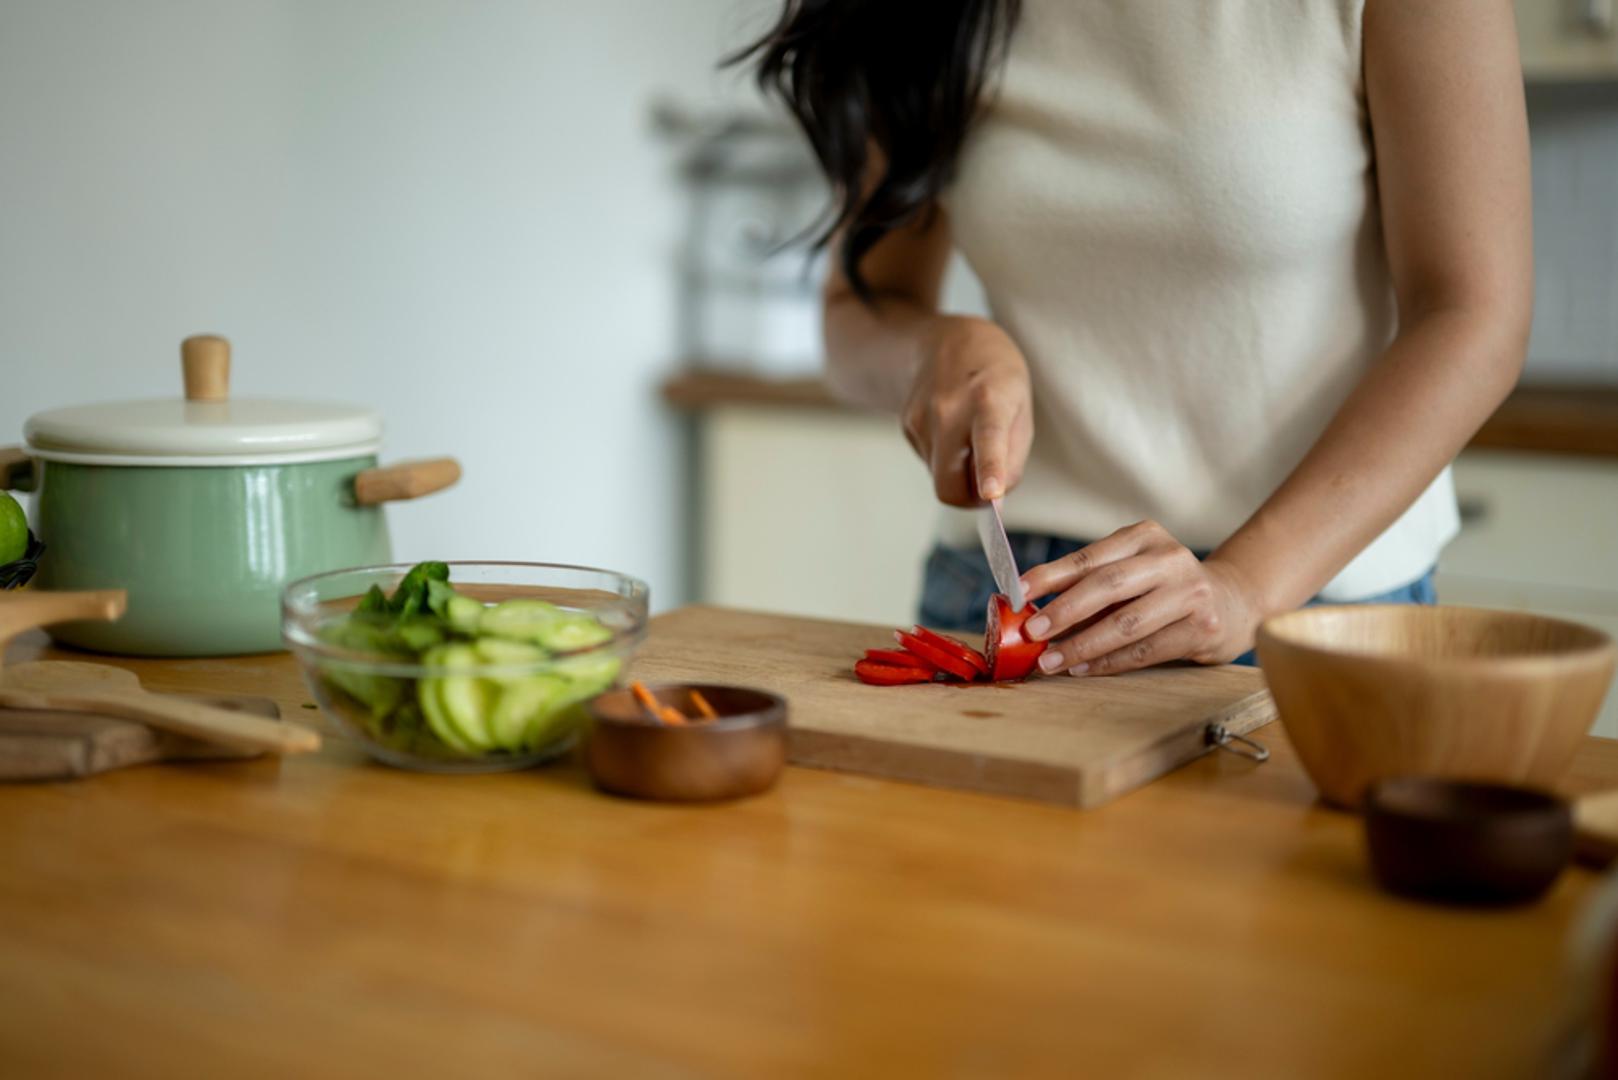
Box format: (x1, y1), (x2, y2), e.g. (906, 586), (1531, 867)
(729, 1), (1021, 299)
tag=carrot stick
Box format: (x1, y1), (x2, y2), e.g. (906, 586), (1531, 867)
(630, 681), (665, 722)
(689, 689), (719, 721)
(630, 680), (687, 725)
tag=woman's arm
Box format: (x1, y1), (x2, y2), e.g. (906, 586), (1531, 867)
(823, 205), (1035, 505)
(1020, 0), (1532, 675)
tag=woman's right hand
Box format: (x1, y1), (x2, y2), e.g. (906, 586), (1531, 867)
(901, 316), (1035, 506)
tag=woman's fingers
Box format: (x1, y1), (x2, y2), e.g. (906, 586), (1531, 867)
(1024, 546), (1183, 643)
(926, 414), (976, 506)
(1020, 520), (1161, 603)
(969, 392), (1023, 501)
(1072, 617), (1203, 677)
(1035, 588), (1186, 673)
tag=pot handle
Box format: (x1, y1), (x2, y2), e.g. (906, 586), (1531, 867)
(353, 457), (461, 506)
(1, 446), (34, 493)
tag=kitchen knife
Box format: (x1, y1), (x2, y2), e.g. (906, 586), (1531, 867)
(977, 498), (1028, 612)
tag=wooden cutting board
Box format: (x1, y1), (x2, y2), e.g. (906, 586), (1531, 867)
(0, 693), (282, 781)
(631, 606), (1275, 808)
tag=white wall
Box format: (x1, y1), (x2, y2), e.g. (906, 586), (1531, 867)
(0, 0), (768, 610)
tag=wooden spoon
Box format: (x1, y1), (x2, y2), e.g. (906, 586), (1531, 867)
(0, 661), (320, 756)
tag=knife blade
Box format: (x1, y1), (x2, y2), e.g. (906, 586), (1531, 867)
(976, 498), (1027, 612)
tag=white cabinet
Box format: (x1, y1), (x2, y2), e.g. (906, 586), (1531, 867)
(1517, 0), (1618, 80)
(697, 406), (935, 627)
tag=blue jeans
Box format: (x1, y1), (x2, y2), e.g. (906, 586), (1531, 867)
(919, 533), (1437, 667)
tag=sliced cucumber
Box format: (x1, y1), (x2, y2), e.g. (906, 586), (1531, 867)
(480, 599), (564, 642)
(435, 644), (497, 750)
(419, 681), (473, 754)
(524, 654), (621, 749)
(489, 674), (568, 750)
(551, 653), (621, 690)
(524, 699), (588, 752)
(446, 594), (486, 636)
(534, 614), (613, 653)
(441, 677), (496, 750)
(474, 637), (548, 667)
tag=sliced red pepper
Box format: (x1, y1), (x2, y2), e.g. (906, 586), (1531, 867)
(909, 626), (990, 678)
(864, 648), (938, 673)
(894, 630), (979, 681)
(985, 593), (1044, 682)
(854, 658), (935, 686)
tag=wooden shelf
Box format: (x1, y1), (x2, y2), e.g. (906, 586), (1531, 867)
(664, 370), (1618, 459)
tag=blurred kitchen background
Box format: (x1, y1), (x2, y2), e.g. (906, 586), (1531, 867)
(2, 1), (1616, 728)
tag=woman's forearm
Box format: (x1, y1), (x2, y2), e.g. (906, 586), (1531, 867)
(822, 292), (944, 412)
(1210, 304), (1528, 613)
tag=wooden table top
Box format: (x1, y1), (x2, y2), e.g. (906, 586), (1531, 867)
(3, 617), (1617, 1079)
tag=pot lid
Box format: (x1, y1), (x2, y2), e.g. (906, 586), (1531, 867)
(23, 336), (384, 466)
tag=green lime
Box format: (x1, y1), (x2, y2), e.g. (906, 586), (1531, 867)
(0, 491), (27, 566)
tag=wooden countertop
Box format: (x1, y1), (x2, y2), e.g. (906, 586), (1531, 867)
(3, 616), (1617, 1078)
(663, 371), (1618, 458)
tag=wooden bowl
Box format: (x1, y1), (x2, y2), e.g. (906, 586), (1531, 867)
(1364, 777), (1573, 905)
(1256, 605), (1616, 808)
(585, 684), (787, 802)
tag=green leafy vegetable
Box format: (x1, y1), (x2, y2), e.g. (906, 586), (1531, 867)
(389, 561), (450, 619)
(356, 584), (389, 616)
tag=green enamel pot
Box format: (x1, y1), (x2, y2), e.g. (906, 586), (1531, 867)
(2, 335), (460, 657)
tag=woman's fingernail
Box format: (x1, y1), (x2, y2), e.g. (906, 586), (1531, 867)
(1026, 615), (1051, 639)
(1038, 650), (1065, 674)
(1068, 663), (1090, 677)
(980, 478), (1003, 499)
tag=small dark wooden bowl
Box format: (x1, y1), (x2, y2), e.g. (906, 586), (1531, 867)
(1364, 777), (1573, 906)
(586, 684), (787, 802)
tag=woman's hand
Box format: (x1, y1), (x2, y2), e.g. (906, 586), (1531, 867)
(1018, 520), (1267, 676)
(901, 316), (1034, 506)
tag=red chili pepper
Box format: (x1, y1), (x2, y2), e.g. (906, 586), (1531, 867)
(908, 626), (990, 678)
(985, 594), (1043, 682)
(864, 648), (938, 673)
(894, 630), (979, 681)
(854, 658), (936, 686)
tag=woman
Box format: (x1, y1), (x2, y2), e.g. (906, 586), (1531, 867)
(737, 1), (1531, 676)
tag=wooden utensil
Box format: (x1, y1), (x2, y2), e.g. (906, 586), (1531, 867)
(627, 607), (1275, 808)
(0, 691), (281, 780)
(1576, 788), (1618, 868)
(0, 589), (126, 655)
(3, 590), (315, 754)
(1258, 605), (1617, 808)
(0, 661), (319, 755)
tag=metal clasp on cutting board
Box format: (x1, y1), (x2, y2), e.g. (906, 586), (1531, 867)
(1206, 723), (1270, 763)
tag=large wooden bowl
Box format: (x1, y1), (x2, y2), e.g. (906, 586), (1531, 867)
(1256, 605), (1616, 808)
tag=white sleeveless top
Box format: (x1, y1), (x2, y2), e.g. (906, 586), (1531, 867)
(938, 0), (1457, 600)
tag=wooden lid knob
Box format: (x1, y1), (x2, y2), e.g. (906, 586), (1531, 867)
(181, 335), (231, 402)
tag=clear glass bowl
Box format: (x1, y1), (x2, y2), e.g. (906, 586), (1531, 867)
(282, 561), (649, 773)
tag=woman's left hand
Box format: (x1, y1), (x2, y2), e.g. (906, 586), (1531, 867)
(1018, 520), (1266, 676)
